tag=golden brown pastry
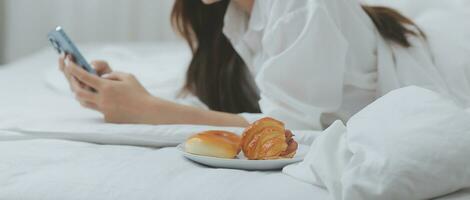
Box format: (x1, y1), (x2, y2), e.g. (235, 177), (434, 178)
(185, 131), (241, 159)
(241, 118), (298, 160)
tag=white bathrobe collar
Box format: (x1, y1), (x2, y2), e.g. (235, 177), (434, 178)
(223, 0), (267, 73)
(223, 0), (266, 40)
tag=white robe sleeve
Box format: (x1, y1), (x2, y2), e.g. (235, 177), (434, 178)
(255, 4), (349, 130)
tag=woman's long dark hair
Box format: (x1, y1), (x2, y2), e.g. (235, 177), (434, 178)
(171, 1), (425, 114)
(172, 0), (260, 114)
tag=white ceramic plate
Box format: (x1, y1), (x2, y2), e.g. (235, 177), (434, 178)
(177, 143), (308, 170)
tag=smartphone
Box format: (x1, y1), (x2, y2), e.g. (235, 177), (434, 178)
(48, 26), (97, 75)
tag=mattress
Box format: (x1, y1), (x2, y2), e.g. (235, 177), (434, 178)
(0, 42), (327, 199)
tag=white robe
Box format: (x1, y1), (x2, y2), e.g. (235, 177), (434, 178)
(223, 0), (466, 130)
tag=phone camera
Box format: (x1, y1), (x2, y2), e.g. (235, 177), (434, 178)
(49, 38), (62, 54)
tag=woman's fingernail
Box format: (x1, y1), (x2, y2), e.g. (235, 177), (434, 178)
(101, 73), (110, 78)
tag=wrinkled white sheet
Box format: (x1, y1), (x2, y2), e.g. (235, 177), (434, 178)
(0, 139), (328, 200)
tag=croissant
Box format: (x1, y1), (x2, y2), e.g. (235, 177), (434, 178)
(241, 118), (298, 160)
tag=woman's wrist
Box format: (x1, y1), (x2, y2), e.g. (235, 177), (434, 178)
(138, 95), (173, 124)
(190, 107), (250, 127)
(142, 95), (250, 127)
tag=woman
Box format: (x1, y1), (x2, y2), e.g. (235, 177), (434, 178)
(59, 0), (455, 130)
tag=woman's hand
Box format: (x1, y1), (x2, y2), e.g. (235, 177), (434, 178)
(59, 55), (112, 92)
(62, 57), (158, 124)
(58, 56), (250, 127)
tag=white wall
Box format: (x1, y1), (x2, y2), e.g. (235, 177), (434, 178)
(0, 0), (6, 64)
(0, 0), (178, 64)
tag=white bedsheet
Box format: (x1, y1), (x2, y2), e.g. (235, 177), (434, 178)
(0, 42), (325, 199)
(0, 139), (328, 200)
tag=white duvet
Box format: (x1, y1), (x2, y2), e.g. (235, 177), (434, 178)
(284, 87), (470, 200)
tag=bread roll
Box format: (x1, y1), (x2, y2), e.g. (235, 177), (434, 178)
(185, 131), (241, 159)
(241, 118), (298, 160)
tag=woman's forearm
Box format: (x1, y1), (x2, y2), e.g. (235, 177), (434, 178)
(142, 96), (250, 127)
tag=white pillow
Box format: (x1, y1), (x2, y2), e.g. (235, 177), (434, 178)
(416, 10), (470, 107)
(284, 86), (470, 200)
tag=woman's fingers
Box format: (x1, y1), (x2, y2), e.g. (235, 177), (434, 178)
(101, 72), (133, 81)
(64, 56), (89, 88)
(75, 87), (98, 103)
(61, 55), (73, 81)
(69, 76), (81, 92)
(58, 55), (66, 72)
(67, 61), (103, 90)
(91, 60), (112, 76)
(61, 55), (82, 93)
(79, 101), (99, 111)
(61, 56), (99, 111)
